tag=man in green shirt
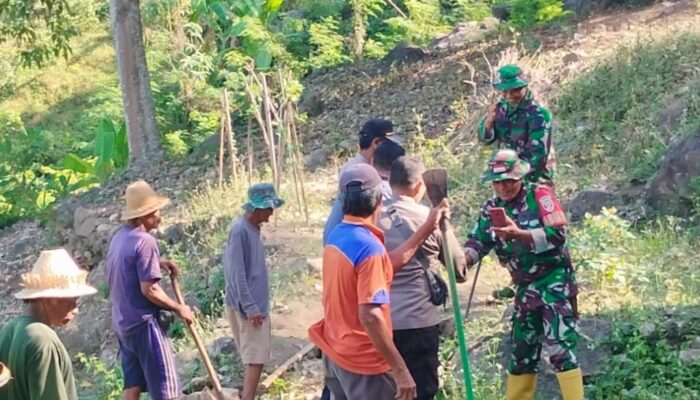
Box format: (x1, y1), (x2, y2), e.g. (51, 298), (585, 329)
(0, 248), (97, 400)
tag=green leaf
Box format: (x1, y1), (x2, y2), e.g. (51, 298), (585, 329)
(209, 2), (229, 21)
(254, 46), (272, 70)
(62, 153), (94, 175)
(263, 0), (284, 14)
(237, 0), (260, 17)
(95, 119), (115, 167)
(114, 122), (129, 169)
(227, 20), (248, 38)
(35, 189), (56, 208)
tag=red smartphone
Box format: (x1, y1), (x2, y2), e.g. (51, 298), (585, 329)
(489, 207), (507, 228)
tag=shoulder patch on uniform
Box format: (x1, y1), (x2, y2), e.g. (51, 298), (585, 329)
(535, 186), (567, 227)
(370, 288), (390, 304)
(539, 194), (555, 212)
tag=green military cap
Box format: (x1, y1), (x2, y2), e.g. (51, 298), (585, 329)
(481, 149), (531, 183)
(242, 183), (285, 212)
(493, 65), (528, 91)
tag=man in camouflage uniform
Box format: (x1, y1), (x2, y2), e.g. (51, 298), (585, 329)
(462, 149), (583, 400)
(478, 65), (556, 184)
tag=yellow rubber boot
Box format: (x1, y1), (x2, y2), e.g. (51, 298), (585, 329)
(506, 372), (537, 400)
(556, 368), (584, 400)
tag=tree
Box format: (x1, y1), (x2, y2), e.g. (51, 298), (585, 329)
(110, 0), (163, 171)
(0, 0), (77, 66)
(351, 0), (366, 59)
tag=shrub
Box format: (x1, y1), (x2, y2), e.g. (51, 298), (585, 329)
(308, 17), (351, 69)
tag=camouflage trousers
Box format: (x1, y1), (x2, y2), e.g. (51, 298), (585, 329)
(509, 297), (579, 374)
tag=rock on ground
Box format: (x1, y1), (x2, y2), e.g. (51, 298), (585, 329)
(566, 189), (618, 221)
(647, 129), (700, 216)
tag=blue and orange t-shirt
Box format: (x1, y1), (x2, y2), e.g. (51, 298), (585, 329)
(308, 215), (393, 375)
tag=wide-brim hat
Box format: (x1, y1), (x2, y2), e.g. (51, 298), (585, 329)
(494, 64), (529, 91)
(481, 149), (531, 183)
(15, 249), (97, 300)
(0, 363), (10, 388)
(242, 183), (285, 212)
(121, 180), (170, 220)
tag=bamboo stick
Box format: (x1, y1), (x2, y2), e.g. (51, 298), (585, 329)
(289, 103), (309, 224)
(218, 114), (225, 190)
(222, 88), (238, 187)
(247, 117), (253, 185)
(260, 73), (279, 191)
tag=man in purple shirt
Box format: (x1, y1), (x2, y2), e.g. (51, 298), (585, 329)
(106, 180), (193, 400)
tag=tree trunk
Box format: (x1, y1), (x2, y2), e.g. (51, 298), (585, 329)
(352, 0), (366, 60)
(110, 0), (162, 172)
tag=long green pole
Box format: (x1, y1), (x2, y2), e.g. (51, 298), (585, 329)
(441, 224), (475, 400)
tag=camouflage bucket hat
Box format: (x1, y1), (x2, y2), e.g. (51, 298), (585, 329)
(242, 183), (285, 212)
(493, 65), (528, 91)
(481, 149), (531, 183)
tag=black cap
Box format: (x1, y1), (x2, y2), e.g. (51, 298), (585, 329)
(359, 118), (394, 140)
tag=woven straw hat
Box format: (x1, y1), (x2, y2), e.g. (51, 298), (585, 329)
(0, 362), (10, 388)
(121, 180), (170, 220)
(15, 249), (97, 300)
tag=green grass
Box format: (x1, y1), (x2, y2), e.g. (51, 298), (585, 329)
(0, 27), (121, 151)
(554, 29), (700, 186)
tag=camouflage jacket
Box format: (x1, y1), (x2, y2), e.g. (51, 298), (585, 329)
(477, 91), (556, 183)
(464, 183), (577, 311)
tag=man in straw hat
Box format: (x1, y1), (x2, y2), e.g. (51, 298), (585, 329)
(462, 149), (583, 400)
(0, 248), (97, 399)
(106, 180), (193, 400)
(223, 183), (284, 400)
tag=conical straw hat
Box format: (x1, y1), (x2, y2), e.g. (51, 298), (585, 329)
(121, 180), (170, 220)
(14, 249), (97, 300)
(0, 362), (10, 388)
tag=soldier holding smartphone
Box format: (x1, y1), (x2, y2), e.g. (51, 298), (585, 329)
(462, 149), (583, 400)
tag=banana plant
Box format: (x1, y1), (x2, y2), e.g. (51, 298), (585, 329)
(190, 0), (287, 70)
(62, 119), (129, 183)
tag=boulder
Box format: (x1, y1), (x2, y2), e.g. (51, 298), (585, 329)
(657, 98), (687, 137)
(304, 148), (331, 172)
(647, 129), (700, 216)
(163, 223), (187, 244)
(75, 217), (99, 238)
(73, 206), (99, 237)
(299, 89), (324, 117)
(491, 3), (512, 21)
(480, 16), (500, 32)
(562, 52), (581, 65)
(679, 349), (700, 365)
(54, 202), (78, 230)
(382, 44), (426, 70)
(576, 318), (612, 377)
(691, 336), (700, 349)
(187, 377), (210, 393)
(209, 336), (238, 358)
(190, 133), (221, 160)
(639, 321), (657, 340)
(566, 189), (617, 221)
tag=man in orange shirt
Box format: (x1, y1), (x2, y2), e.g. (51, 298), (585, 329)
(309, 164), (444, 400)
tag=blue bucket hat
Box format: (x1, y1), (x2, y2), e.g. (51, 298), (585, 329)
(242, 183), (285, 212)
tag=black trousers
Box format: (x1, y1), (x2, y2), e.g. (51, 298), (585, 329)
(393, 325), (441, 400)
